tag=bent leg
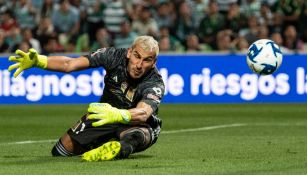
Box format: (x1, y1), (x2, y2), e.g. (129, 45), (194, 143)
(80, 125), (158, 161)
(52, 115), (123, 157)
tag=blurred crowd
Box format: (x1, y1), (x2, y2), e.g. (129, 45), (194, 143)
(0, 0), (306, 55)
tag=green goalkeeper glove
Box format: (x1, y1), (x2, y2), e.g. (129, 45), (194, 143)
(87, 103), (131, 127)
(8, 48), (48, 78)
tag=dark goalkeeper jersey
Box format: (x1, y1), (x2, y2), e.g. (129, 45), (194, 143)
(85, 47), (165, 129)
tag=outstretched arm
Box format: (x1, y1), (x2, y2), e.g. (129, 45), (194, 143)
(46, 55), (89, 73)
(8, 48), (90, 77)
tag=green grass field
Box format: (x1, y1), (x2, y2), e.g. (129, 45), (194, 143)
(0, 104), (307, 175)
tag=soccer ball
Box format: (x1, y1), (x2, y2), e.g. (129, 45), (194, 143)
(246, 39), (283, 75)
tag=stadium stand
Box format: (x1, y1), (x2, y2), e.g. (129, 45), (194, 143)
(0, 0), (306, 54)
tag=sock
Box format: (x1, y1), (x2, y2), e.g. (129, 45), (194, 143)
(51, 139), (75, 157)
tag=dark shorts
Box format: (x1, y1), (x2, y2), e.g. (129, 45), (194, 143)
(67, 115), (160, 152)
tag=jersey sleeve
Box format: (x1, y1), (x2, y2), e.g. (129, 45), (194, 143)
(140, 81), (165, 113)
(84, 47), (126, 71)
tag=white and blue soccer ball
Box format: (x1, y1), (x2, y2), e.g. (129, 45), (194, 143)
(246, 39), (283, 75)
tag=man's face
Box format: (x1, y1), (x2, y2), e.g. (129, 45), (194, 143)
(126, 44), (157, 79)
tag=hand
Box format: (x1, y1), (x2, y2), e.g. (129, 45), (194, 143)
(87, 103), (131, 127)
(8, 48), (47, 78)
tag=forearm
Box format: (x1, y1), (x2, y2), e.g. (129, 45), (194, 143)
(46, 56), (90, 73)
(46, 56), (73, 72)
(128, 102), (153, 124)
(86, 102), (155, 127)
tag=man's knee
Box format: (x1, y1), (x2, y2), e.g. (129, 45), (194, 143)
(120, 127), (151, 147)
(118, 127), (152, 158)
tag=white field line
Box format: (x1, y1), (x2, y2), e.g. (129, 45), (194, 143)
(161, 123), (246, 134)
(0, 123), (245, 146)
(0, 122), (306, 145)
(1, 139), (57, 145)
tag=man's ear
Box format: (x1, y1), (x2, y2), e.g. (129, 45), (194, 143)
(152, 59), (157, 68)
(127, 48), (132, 58)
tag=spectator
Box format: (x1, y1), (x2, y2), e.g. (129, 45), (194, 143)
(159, 26), (184, 52)
(216, 30), (232, 51)
(239, 15), (259, 45)
(0, 29), (9, 53)
(68, 0), (87, 35)
(65, 37), (77, 53)
(31, 0), (44, 11)
(257, 25), (269, 40)
(271, 11), (283, 33)
(198, 0), (225, 46)
(12, 40), (31, 52)
(22, 28), (41, 53)
(51, 0), (80, 44)
(231, 36), (249, 53)
(216, 0), (238, 15)
(0, 0), (305, 54)
(114, 20), (137, 48)
(159, 36), (172, 52)
(259, 2), (274, 27)
(145, 0), (160, 18)
(69, 0), (85, 8)
(41, 35), (64, 55)
(5, 26), (22, 52)
(103, 0), (127, 36)
(13, 0), (37, 29)
(172, 1), (196, 44)
(86, 0), (106, 44)
(0, 10), (18, 37)
(240, 0), (261, 17)
(270, 32), (291, 53)
(188, 0), (209, 27)
(132, 5), (159, 37)
(90, 27), (112, 51)
(75, 33), (90, 53)
(270, 32), (283, 47)
(272, 0), (301, 28)
(283, 25), (304, 52)
(35, 16), (55, 46)
(154, 1), (175, 29)
(40, 0), (54, 18)
(0, 0), (10, 14)
(185, 34), (208, 52)
(225, 2), (246, 33)
(299, 0), (307, 42)
(125, 0), (144, 21)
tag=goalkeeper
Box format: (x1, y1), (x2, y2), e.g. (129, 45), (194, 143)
(8, 36), (165, 161)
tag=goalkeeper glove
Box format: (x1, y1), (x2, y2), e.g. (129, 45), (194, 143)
(87, 103), (131, 127)
(8, 48), (48, 78)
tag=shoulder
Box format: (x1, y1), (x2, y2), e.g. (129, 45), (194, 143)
(91, 47), (127, 57)
(140, 68), (165, 92)
(137, 69), (165, 102)
(87, 47), (128, 69)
